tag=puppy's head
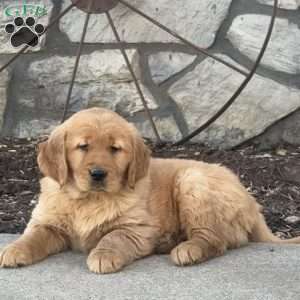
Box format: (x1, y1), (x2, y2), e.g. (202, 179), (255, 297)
(38, 108), (150, 194)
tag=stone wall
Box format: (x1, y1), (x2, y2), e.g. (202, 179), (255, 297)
(0, 0), (299, 149)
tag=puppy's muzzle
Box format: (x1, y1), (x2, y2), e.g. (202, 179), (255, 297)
(89, 168), (107, 184)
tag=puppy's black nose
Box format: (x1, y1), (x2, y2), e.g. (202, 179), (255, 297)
(89, 168), (107, 182)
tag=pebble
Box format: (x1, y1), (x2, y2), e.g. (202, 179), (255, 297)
(254, 153), (272, 158)
(276, 149), (288, 156)
(19, 190), (33, 196)
(274, 231), (286, 239)
(284, 216), (300, 224)
(30, 199), (37, 206)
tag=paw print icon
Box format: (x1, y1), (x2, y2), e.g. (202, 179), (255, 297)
(5, 17), (45, 48)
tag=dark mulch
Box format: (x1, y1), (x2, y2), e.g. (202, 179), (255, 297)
(1, 137), (300, 238)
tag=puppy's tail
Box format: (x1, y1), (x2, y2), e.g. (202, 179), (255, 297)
(250, 213), (300, 244)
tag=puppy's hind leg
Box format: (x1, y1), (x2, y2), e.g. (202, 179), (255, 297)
(170, 168), (228, 266)
(170, 229), (226, 266)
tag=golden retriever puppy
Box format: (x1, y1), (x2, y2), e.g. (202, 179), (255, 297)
(1, 107), (299, 273)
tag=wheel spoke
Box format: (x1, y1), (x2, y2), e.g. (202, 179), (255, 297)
(118, 0), (248, 77)
(106, 10), (162, 143)
(0, 0), (83, 74)
(61, 0), (93, 122)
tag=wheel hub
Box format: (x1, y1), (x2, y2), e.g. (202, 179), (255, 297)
(71, 0), (119, 14)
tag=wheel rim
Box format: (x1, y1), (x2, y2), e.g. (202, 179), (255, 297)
(0, 0), (279, 146)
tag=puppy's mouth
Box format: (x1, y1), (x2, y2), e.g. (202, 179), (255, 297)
(90, 182), (107, 192)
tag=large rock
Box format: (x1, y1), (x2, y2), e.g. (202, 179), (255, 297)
(169, 55), (300, 148)
(12, 50), (158, 137)
(149, 52), (196, 84)
(0, 69), (11, 130)
(257, 0), (300, 9)
(0, 0), (53, 54)
(227, 15), (300, 74)
(253, 109), (300, 149)
(60, 0), (232, 48)
(135, 116), (181, 141)
(14, 119), (59, 139)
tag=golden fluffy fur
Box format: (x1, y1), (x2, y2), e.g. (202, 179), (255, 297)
(1, 107), (299, 273)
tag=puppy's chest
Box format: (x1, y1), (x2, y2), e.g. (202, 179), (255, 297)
(70, 199), (129, 251)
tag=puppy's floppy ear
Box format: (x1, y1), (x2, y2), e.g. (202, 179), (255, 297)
(127, 135), (151, 189)
(37, 130), (68, 186)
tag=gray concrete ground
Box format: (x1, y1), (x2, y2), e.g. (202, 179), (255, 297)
(0, 234), (299, 300)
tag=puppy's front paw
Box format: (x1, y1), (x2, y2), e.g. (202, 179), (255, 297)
(87, 249), (125, 274)
(170, 241), (203, 266)
(0, 244), (33, 268)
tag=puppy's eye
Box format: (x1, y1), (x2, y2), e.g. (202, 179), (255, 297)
(77, 143), (89, 151)
(110, 145), (121, 154)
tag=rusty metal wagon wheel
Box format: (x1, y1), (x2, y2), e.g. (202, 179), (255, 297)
(0, 0), (278, 146)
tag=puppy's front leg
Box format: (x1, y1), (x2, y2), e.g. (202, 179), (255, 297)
(0, 225), (68, 268)
(87, 225), (156, 274)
